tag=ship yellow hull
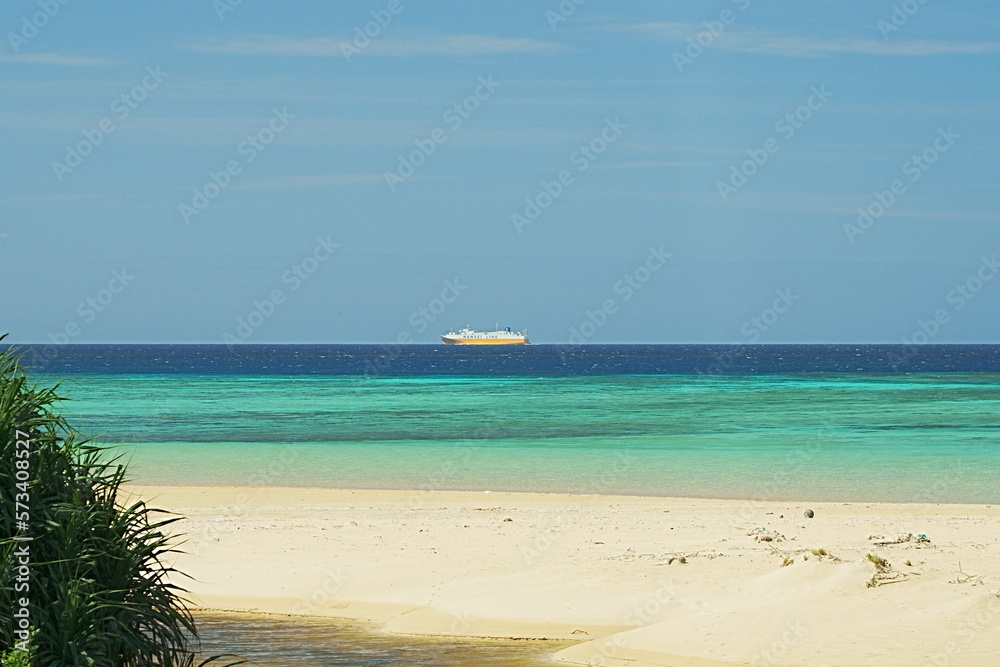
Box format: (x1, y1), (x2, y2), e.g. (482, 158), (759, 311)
(441, 337), (529, 345)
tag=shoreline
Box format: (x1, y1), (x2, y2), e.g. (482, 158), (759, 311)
(122, 478), (999, 507)
(126, 485), (1000, 667)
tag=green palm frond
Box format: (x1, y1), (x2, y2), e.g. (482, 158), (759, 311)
(0, 335), (250, 666)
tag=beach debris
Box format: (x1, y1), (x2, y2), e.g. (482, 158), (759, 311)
(803, 509), (815, 519)
(607, 549), (719, 564)
(747, 527), (786, 543)
(811, 547), (842, 562)
(949, 563), (984, 586)
(866, 553), (889, 570)
(503, 517), (513, 522)
(865, 552), (908, 587)
(871, 532), (931, 547)
(773, 546), (841, 568)
(657, 550), (724, 564)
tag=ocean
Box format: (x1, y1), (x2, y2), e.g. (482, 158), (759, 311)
(25, 344), (1000, 504)
(19, 343), (1000, 665)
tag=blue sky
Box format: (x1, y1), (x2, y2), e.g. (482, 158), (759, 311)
(1, 0), (998, 344)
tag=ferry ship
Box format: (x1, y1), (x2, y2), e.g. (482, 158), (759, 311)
(441, 326), (530, 345)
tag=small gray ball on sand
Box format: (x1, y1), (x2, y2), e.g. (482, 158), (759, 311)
(804, 509), (815, 518)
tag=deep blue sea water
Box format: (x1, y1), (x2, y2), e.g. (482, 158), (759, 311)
(19, 343), (1000, 375)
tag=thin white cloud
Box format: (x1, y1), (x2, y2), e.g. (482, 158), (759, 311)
(0, 52), (116, 67)
(594, 160), (720, 170)
(182, 33), (570, 58)
(233, 173), (385, 190)
(628, 23), (1000, 57)
(0, 192), (156, 205)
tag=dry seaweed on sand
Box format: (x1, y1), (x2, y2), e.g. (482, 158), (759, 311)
(747, 526), (786, 543)
(865, 553), (908, 588)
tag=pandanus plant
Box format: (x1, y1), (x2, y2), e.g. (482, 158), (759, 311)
(0, 337), (245, 666)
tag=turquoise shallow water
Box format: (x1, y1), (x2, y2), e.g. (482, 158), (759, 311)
(45, 373), (1000, 503)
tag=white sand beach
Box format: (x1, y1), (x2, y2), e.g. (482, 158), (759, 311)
(125, 485), (1000, 667)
